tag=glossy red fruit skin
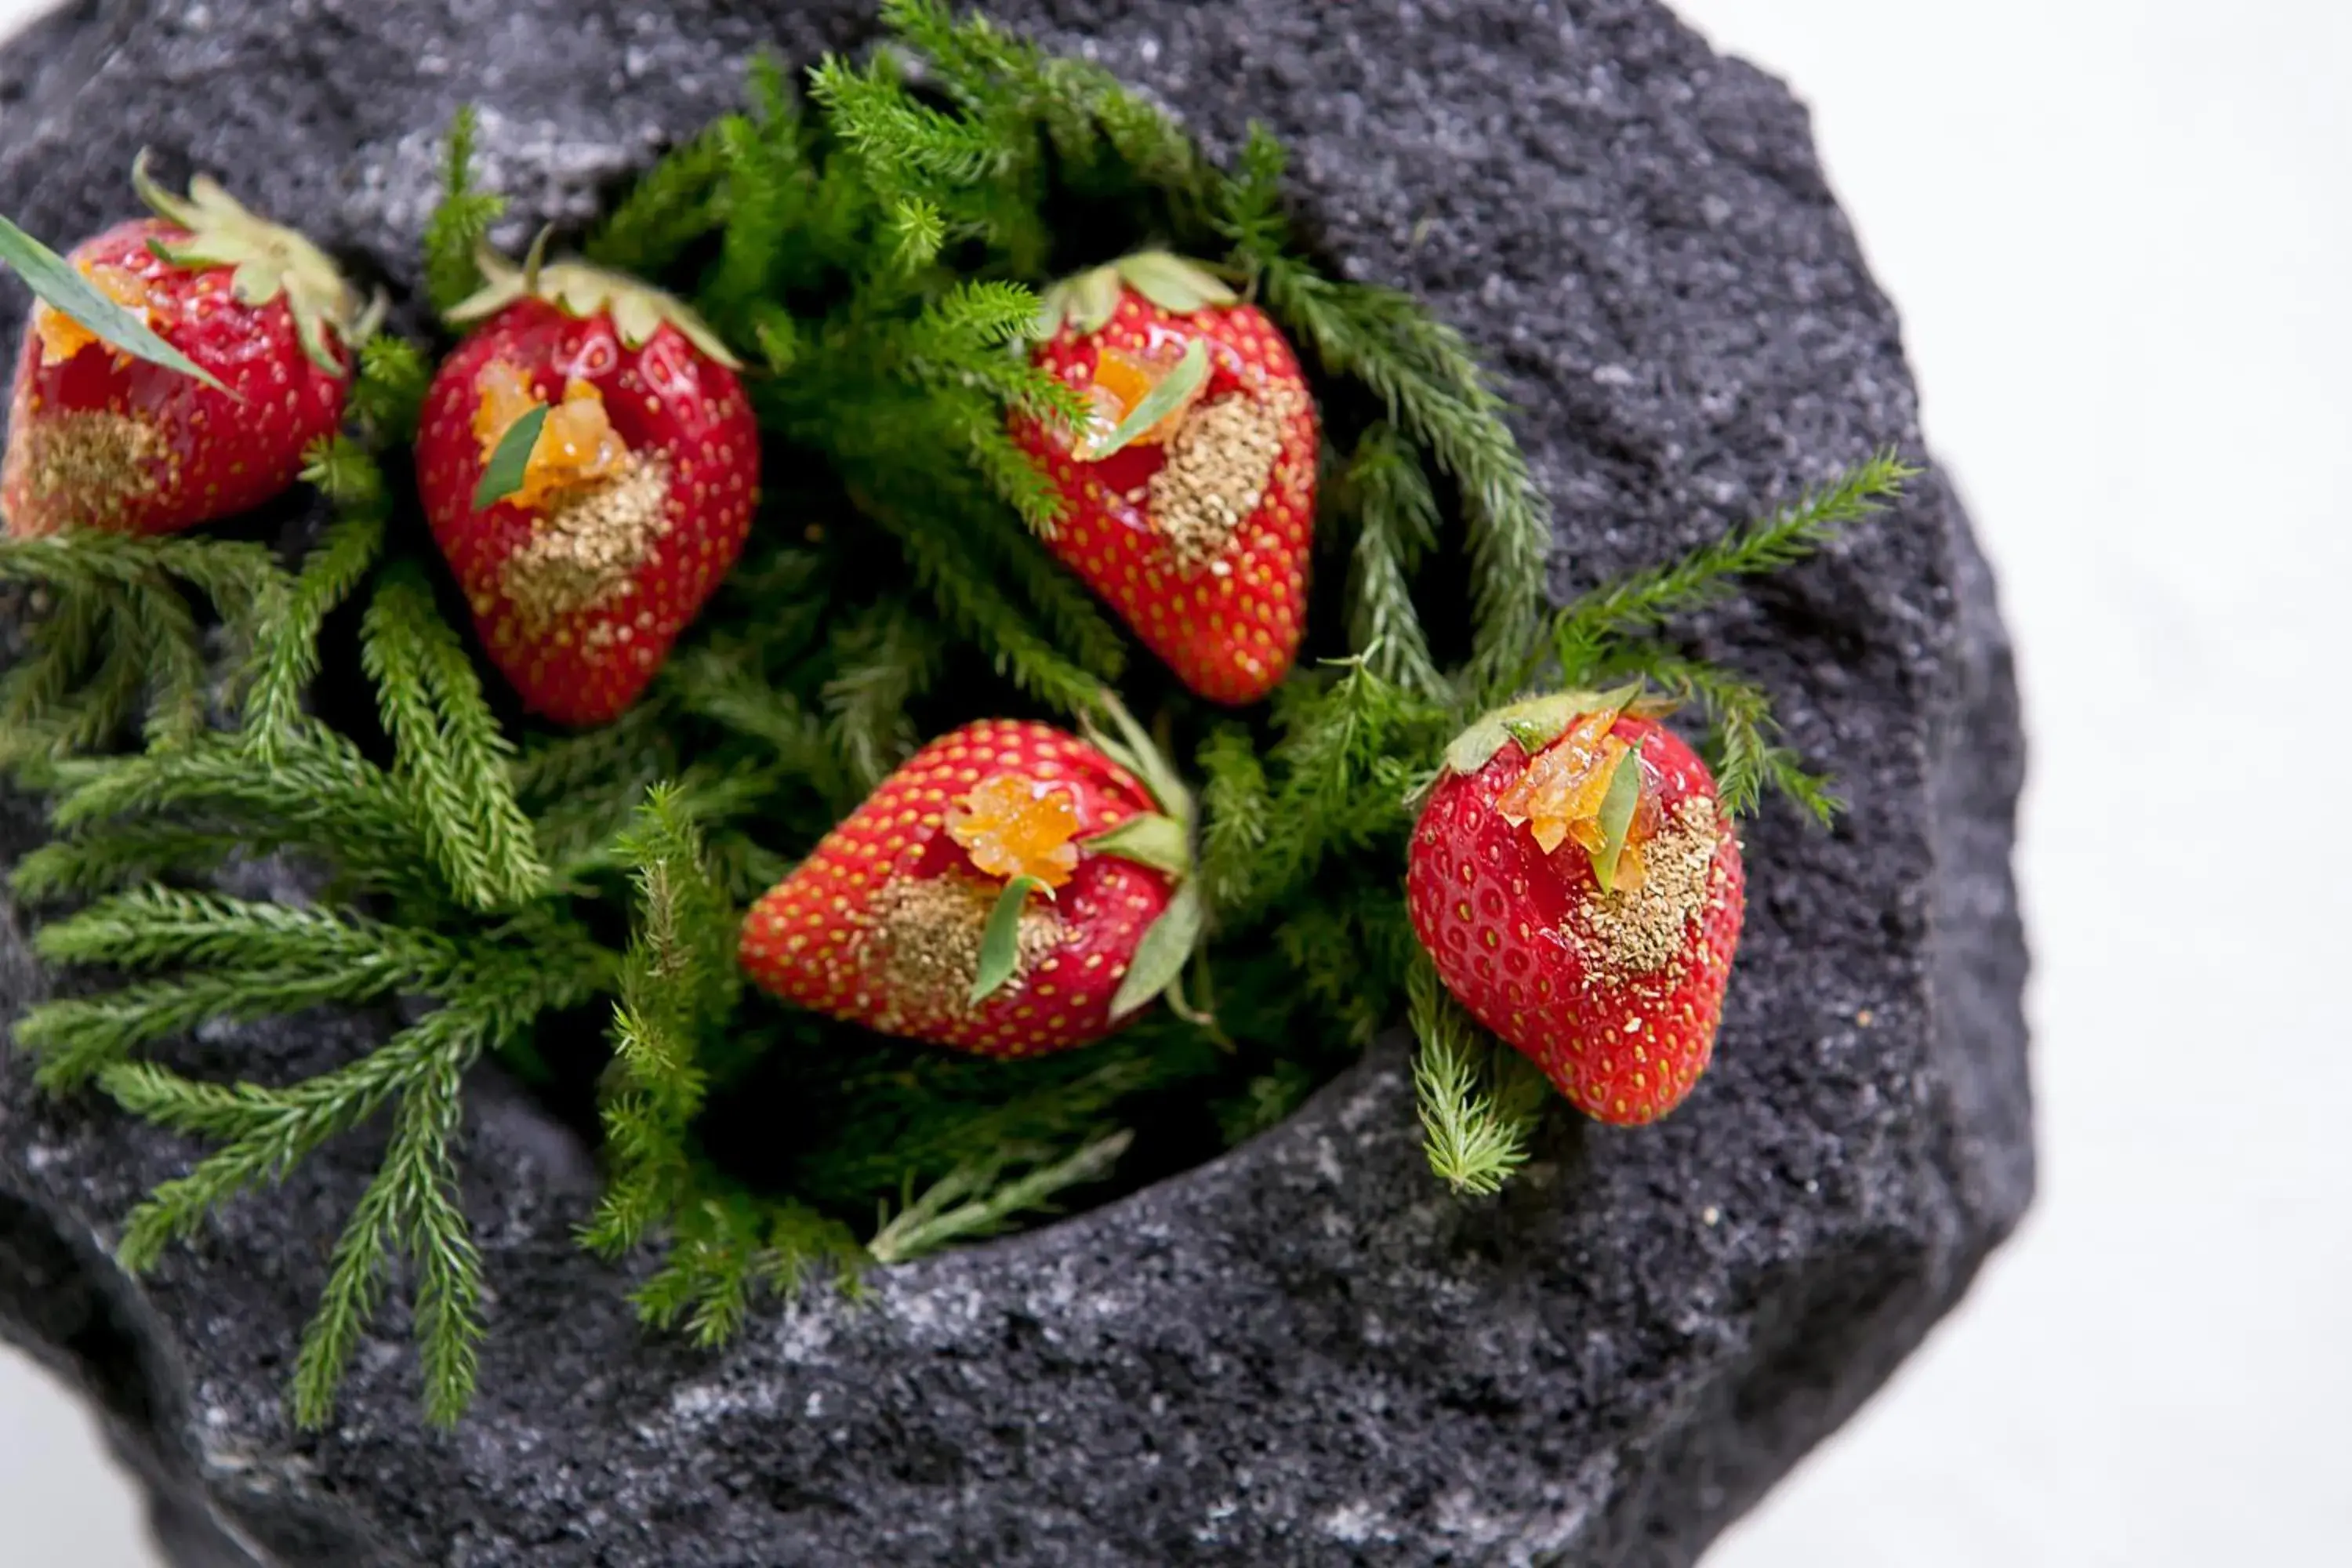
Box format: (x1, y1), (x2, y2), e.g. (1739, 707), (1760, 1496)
(1013, 289), (1318, 706)
(739, 720), (1173, 1058)
(415, 297), (757, 727)
(1406, 715), (1746, 1126)
(2, 219), (347, 537)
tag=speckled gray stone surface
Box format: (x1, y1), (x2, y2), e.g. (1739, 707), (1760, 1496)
(0, 2), (2031, 1564)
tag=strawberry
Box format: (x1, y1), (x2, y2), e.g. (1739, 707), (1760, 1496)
(415, 249), (758, 727)
(2, 155), (368, 537)
(1406, 691), (1747, 1126)
(739, 714), (1203, 1057)
(1011, 252), (1319, 706)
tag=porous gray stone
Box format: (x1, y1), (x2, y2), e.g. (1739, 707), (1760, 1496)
(0, 2), (2032, 1563)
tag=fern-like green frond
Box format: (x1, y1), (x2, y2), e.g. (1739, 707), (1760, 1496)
(423, 105), (506, 314)
(18, 891), (477, 1090)
(1340, 423), (1446, 699)
(48, 729), (431, 893)
(700, 106), (808, 321)
(580, 786), (742, 1268)
(820, 601), (945, 792)
(8, 821), (234, 904)
(809, 53), (1007, 188)
(1232, 657), (1445, 923)
(1260, 260), (1551, 697)
(348, 335), (433, 445)
(868, 1131), (1132, 1264)
(1543, 450), (1918, 688)
(1212, 122), (1290, 280)
(360, 568), (545, 908)
(241, 483), (386, 753)
(1407, 955), (1544, 1196)
(855, 482), (1102, 717)
(629, 1186), (863, 1346)
(1608, 644), (1843, 825)
(1195, 724), (1271, 919)
(583, 121), (733, 278)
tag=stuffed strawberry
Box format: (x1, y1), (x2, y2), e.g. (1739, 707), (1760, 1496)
(1406, 691), (1746, 1126)
(416, 249), (757, 726)
(2, 155), (367, 537)
(1011, 252), (1319, 706)
(739, 715), (1201, 1056)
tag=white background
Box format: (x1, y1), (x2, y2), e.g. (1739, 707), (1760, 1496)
(4, 2), (2350, 1564)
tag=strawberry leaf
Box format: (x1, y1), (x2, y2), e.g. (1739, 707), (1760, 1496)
(1029, 278), (1074, 342)
(471, 402), (549, 510)
(0, 214), (229, 392)
(1589, 739), (1646, 893)
(1114, 250), (1240, 314)
(970, 874), (1051, 1006)
(1443, 683), (1648, 777)
(1067, 267), (1123, 336)
(1443, 692), (1579, 776)
(1088, 337), (1207, 459)
(1085, 688), (1194, 823)
(1083, 811), (1191, 877)
(1109, 881), (1204, 1020)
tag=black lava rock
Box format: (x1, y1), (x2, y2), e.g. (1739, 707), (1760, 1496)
(0, 2), (2032, 1564)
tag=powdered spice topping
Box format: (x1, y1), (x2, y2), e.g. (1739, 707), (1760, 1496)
(4, 409), (168, 533)
(34, 262), (154, 367)
(495, 456), (674, 636)
(1568, 794), (1723, 985)
(858, 873), (1067, 1029)
(1146, 390), (1290, 572)
(473, 361), (632, 512)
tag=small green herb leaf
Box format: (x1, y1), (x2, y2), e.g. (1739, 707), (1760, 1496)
(1083, 811), (1191, 877)
(1589, 739), (1646, 893)
(971, 875), (1050, 1006)
(1109, 880), (1204, 1021)
(0, 214), (229, 392)
(1087, 337), (1208, 459)
(472, 403), (548, 510)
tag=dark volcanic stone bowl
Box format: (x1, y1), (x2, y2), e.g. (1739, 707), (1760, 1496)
(0, 2), (2031, 1564)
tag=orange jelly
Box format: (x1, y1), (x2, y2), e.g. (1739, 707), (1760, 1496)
(1078, 343), (1203, 459)
(473, 361), (630, 510)
(946, 774), (1083, 888)
(1495, 709), (1655, 888)
(35, 263), (155, 366)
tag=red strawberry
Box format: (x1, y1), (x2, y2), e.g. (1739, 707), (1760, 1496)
(2, 155), (365, 537)
(739, 717), (1202, 1057)
(1406, 691), (1747, 1126)
(416, 251), (757, 727)
(1011, 252), (1319, 706)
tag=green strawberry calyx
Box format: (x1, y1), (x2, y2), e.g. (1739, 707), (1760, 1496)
(1031, 249), (1240, 341)
(1439, 683), (1679, 778)
(132, 149), (376, 376)
(1080, 688), (1210, 1023)
(446, 239), (742, 370)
